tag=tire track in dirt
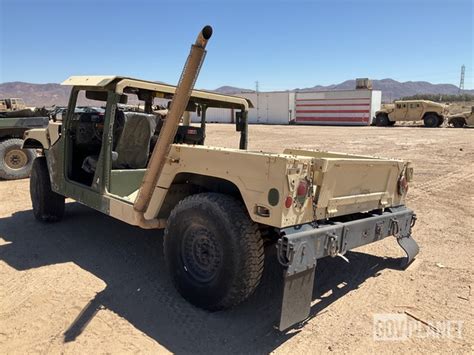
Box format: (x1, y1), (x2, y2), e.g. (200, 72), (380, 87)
(409, 169), (474, 202)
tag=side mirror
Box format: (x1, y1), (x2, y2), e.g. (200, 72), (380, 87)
(111, 151), (119, 162)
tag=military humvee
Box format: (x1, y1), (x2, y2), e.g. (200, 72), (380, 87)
(0, 98), (27, 112)
(0, 100), (49, 179)
(448, 106), (474, 128)
(375, 100), (448, 127)
(23, 26), (419, 330)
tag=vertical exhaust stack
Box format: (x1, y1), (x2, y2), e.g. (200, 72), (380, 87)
(134, 26), (213, 227)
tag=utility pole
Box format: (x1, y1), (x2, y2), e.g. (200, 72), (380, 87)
(459, 65), (465, 94)
(255, 80), (260, 123)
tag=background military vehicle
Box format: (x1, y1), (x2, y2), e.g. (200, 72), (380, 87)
(0, 98), (27, 112)
(447, 106), (474, 128)
(0, 99), (49, 179)
(375, 100), (448, 127)
(24, 26), (419, 330)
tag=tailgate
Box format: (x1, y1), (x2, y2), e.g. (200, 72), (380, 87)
(285, 149), (409, 219)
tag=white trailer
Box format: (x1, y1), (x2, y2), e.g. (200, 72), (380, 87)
(238, 92), (294, 125)
(190, 91), (293, 124)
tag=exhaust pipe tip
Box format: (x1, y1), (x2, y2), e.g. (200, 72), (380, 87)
(202, 25), (213, 40)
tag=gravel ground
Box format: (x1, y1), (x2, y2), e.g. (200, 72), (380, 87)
(0, 124), (473, 354)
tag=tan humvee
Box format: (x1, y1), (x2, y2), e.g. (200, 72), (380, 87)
(0, 98), (27, 112)
(448, 106), (474, 128)
(375, 100), (448, 127)
(23, 26), (419, 331)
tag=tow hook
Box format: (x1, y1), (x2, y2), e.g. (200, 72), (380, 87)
(390, 218), (401, 238)
(411, 214), (417, 228)
(327, 234), (339, 257)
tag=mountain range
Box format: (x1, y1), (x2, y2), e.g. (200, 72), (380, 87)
(0, 79), (471, 107)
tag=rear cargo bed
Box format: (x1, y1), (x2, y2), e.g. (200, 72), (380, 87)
(285, 149), (410, 220)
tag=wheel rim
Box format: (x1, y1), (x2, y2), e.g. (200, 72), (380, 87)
(181, 225), (223, 283)
(426, 117), (437, 127)
(4, 149), (28, 169)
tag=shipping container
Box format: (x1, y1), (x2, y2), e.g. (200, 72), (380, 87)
(294, 89), (381, 126)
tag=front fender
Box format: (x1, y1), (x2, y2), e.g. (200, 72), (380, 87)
(22, 128), (50, 150)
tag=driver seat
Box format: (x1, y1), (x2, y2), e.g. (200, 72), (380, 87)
(82, 111), (157, 173)
(112, 111), (157, 169)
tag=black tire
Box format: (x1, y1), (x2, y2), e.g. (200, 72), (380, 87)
(436, 116), (445, 127)
(164, 192), (264, 311)
(450, 117), (465, 128)
(0, 138), (37, 180)
(30, 157), (65, 222)
(375, 113), (390, 126)
(423, 113), (440, 128)
(388, 120), (396, 126)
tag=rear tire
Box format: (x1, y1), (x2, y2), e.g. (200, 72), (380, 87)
(0, 138), (37, 180)
(375, 113), (390, 126)
(164, 192), (264, 311)
(30, 157), (65, 222)
(423, 113), (440, 128)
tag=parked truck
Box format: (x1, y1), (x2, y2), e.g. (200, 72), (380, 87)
(0, 100), (49, 179)
(375, 100), (448, 127)
(447, 106), (474, 128)
(23, 26), (419, 330)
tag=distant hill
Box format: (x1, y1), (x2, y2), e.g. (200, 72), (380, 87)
(1, 79), (472, 106)
(299, 79), (473, 102)
(216, 79), (473, 102)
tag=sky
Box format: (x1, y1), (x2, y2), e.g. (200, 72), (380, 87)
(0, 0), (472, 90)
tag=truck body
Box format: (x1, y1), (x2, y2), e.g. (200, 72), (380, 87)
(448, 106), (474, 128)
(0, 98), (27, 112)
(25, 26), (418, 330)
(0, 110), (49, 179)
(375, 100), (448, 127)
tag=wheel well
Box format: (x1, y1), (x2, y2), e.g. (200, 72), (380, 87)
(157, 173), (245, 219)
(23, 138), (44, 149)
(423, 111), (441, 119)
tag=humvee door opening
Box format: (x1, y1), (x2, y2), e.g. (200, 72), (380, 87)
(61, 78), (252, 195)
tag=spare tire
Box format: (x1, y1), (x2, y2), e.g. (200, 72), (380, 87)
(0, 138), (37, 180)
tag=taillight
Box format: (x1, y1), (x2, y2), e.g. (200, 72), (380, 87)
(284, 196), (293, 208)
(296, 180), (309, 204)
(398, 175), (408, 195)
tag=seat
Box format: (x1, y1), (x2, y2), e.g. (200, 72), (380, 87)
(112, 111), (157, 169)
(81, 111), (157, 173)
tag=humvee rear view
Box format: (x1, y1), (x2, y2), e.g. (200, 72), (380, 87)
(24, 26), (419, 330)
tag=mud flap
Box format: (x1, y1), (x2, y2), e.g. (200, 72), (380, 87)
(279, 267), (315, 331)
(397, 235), (419, 268)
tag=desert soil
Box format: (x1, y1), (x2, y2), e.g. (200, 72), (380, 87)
(0, 124), (473, 354)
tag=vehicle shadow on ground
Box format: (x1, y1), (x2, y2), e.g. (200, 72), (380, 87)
(0, 203), (405, 353)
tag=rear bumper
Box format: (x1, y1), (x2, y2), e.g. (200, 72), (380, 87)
(276, 206), (418, 331)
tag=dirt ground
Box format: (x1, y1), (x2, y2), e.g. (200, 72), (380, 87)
(0, 124), (473, 354)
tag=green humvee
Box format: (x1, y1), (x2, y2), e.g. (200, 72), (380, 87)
(375, 100), (448, 127)
(24, 26), (419, 330)
(448, 106), (474, 128)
